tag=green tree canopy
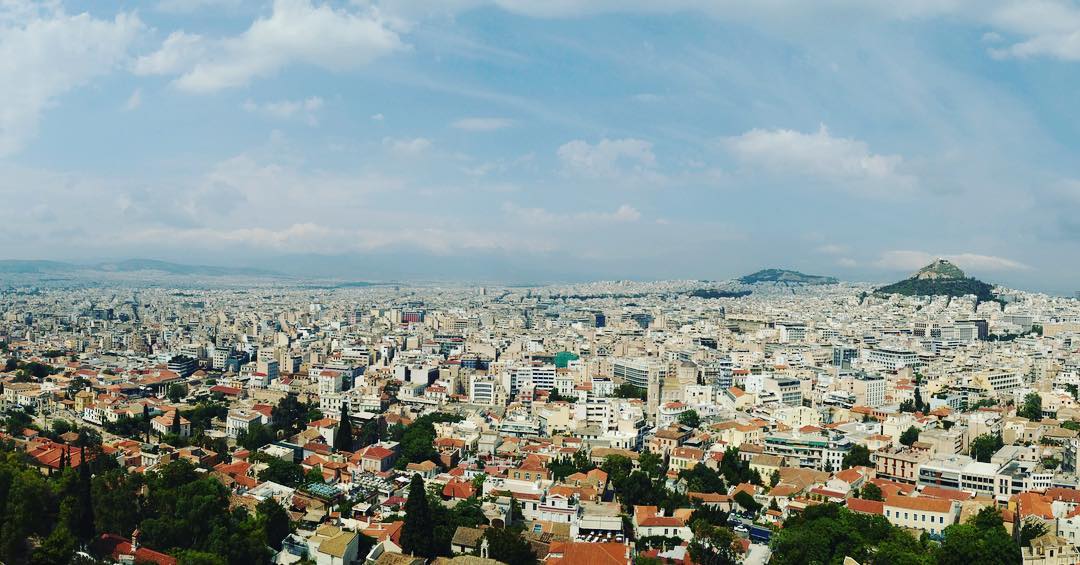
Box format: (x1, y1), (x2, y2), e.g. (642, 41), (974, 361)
(899, 426), (920, 446)
(842, 444), (872, 469)
(400, 474), (434, 558)
(677, 409), (701, 429)
(1018, 393), (1043, 421)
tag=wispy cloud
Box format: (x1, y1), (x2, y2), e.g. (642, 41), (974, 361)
(875, 250), (1030, 272)
(452, 117), (514, 131)
(723, 124), (915, 195)
(242, 96), (324, 125)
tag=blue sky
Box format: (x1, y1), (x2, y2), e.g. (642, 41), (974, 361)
(3, 0), (1080, 290)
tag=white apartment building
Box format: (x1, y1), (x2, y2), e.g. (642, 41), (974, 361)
(863, 347), (920, 371)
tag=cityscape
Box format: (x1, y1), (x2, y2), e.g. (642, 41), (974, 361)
(4, 1), (1080, 565)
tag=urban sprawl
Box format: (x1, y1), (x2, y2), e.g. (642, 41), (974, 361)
(2, 272), (1079, 565)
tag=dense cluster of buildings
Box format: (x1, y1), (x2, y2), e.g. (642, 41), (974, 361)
(3, 279), (1080, 564)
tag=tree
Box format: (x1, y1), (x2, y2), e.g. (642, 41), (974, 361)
(485, 526), (537, 565)
(770, 470), (781, 488)
(257, 498), (291, 551)
(401, 474), (434, 558)
(334, 403), (353, 452)
(393, 412), (463, 469)
(638, 449), (665, 479)
(143, 404), (152, 443)
(899, 426), (920, 446)
(601, 455), (634, 487)
(677, 410), (701, 429)
(718, 448), (755, 486)
(256, 457), (305, 488)
(271, 394), (320, 437)
(938, 507), (1020, 565)
(170, 409), (182, 435)
(860, 482), (884, 502)
(168, 383), (189, 402)
(1018, 392), (1043, 421)
(733, 490), (762, 515)
(842, 444), (872, 469)
(770, 503), (932, 565)
(72, 446), (95, 542)
(679, 464), (726, 494)
(92, 469), (143, 537)
(237, 422), (275, 451)
(688, 520), (739, 565)
(613, 383), (647, 400)
(1019, 520), (1048, 547)
(969, 433), (1004, 463)
(914, 387), (926, 413)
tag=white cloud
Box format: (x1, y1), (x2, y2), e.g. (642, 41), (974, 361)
(156, 0), (242, 14)
(503, 202), (642, 225)
(986, 1), (1080, 61)
(875, 250), (1030, 272)
(134, 0), (404, 93)
(452, 117), (514, 131)
(383, 136), (432, 154)
(723, 124), (915, 193)
(242, 96), (324, 125)
(815, 244), (849, 255)
(132, 31), (206, 75)
(557, 137), (657, 179)
(371, 113), (385, 121)
(0, 3), (142, 155)
(124, 88), (143, 111)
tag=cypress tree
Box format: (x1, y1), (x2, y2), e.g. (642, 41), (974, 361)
(400, 474), (433, 558)
(333, 403), (352, 451)
(143, 404), (151, 442)
(74, 446), (94, 542)
(170, 410), (181, 435)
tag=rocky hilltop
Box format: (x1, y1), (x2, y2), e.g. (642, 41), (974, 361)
(876, 259), (997, 302)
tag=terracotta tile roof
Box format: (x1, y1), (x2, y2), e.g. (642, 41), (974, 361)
(93, 534), (177, 565)
(1014, 492), (1055, 520)
(846, 497), (884, 515)
(884, 495), (954, 514)
(920, 486), (973, 502)
(546, 541), (629, 565)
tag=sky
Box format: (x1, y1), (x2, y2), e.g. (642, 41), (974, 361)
(2, 0), (1080, 291)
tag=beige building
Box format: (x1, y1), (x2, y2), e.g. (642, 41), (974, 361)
(883, 495), (957, 536)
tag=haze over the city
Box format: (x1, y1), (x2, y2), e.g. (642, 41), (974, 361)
(3, 1), (1080, 292)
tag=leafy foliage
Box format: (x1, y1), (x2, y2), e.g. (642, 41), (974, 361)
(612, 384), (647, 400)
(485, 526), (537, 565)
(900, 426), (920, 447)
(969, 433), (1004, 463)
(393, 412), (464, 469)
(1018, 393), (1043, 421)
(677, 409), (701, 429)
(770, 503), (933, 565)
(842, 444), (872, 469)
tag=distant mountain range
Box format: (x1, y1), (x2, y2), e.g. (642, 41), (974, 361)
(875, 259), (997, 302)
(739, 268), (839, 285)
(0, 259), (276, 277)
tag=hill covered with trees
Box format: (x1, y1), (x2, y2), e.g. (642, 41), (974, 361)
(876, 259), (998, 303)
